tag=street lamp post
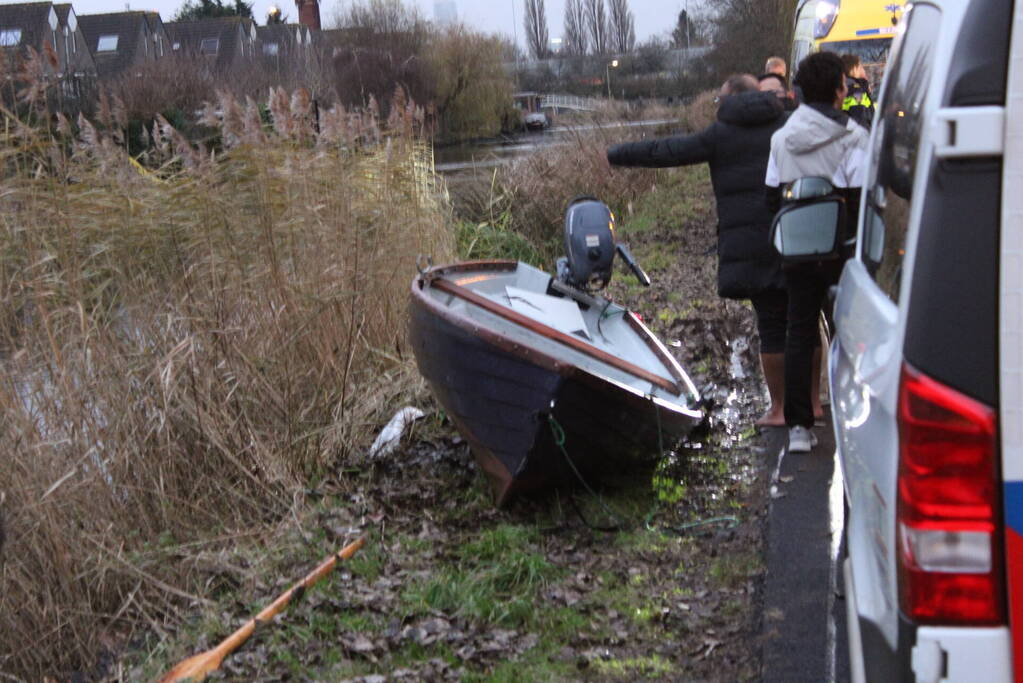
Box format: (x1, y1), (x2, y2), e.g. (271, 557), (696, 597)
(606, 59), (619, 99)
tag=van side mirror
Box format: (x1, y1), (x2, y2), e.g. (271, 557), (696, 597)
(784, 176), (835, 202)
(771, 198), (846, 262)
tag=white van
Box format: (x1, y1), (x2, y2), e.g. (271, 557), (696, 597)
(826, 0), (1021, 680)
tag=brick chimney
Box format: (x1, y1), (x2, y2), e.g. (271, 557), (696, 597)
(295, 0), (320, 31)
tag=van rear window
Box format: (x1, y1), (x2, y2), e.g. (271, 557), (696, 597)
(860, 5), (941, 303)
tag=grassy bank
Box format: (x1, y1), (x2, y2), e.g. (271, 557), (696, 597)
(0, 91), (451, 679)
(124, 160), (770, 681)
(1, 90), (771, 681)
(452, 126), (669, 269)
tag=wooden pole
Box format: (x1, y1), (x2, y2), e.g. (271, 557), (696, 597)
(160, 537), (366, 683)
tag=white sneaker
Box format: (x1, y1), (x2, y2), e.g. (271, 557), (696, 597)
(788, 425), (818, 453)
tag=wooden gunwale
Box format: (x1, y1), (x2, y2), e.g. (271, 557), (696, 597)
(423, 266), (681, 395)
(623, 312), (695, 392)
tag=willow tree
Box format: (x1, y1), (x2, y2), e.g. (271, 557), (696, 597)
(429, 26), (517, 138)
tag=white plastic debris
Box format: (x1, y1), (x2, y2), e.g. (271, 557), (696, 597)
(368, 406), (425, 459)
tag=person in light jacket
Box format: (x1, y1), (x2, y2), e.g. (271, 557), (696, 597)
(765, 51), (870, 453)
(608, 74), (801, 427)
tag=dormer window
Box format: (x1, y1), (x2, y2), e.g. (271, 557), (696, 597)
(97, 34), (118, 51)
(263, 41), (278, 56)
(199, 37), (218, 55)
(0, 29), (21, 47)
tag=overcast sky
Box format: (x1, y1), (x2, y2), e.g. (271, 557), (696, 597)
(56, 0), (693, 45)
(413, 0), (691, 45)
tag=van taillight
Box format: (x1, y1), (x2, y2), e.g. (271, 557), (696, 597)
(897, 363), (1004, 625)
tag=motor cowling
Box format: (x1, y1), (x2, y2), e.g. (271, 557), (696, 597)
(558, 197), (616, 291)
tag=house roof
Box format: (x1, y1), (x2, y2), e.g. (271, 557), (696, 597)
(53, 3), (73, 29)
(256, 23), (303, 53)
(53, 3), (97, 75)
(256, 23), (294, 42)
(312, 26), (352, 51)
(78, 11), (151, 77)
(142, 11), (163, 34)
(0, 2), (58, 54)
(166, 16), (254, 68)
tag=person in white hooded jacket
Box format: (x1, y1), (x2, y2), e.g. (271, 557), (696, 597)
(764, 51), (871, 453)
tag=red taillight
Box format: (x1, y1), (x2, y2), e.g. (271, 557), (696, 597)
(897, 362), (1005, 625)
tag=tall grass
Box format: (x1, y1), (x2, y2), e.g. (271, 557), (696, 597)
(0, 72), (451, 678)
(452, 125), (665, 267)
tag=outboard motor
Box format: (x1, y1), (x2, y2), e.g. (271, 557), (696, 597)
(556, 196), (651, 292)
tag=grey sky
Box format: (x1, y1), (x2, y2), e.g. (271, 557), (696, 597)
(53, 0), (691, 46)
(417, 1), (691, 46)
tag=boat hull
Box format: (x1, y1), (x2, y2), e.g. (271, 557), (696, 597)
(409, 262), (702, 505)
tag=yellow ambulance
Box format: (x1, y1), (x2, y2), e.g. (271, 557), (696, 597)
(791, 0), (907, 81)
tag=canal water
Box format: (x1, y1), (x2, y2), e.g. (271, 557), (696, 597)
(434, 118), (677, 174)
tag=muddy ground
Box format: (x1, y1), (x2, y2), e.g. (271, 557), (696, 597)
(132, 167), (776, 682)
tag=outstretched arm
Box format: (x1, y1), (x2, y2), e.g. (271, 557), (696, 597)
(607, 127), (715, 169)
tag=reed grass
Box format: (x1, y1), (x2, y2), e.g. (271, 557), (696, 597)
(0, 70), (451, 679)
(452, 125), (664, 268)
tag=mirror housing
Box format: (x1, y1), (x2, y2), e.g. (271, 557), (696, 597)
(783, 176), (836, 203)
(770, 198), (846, 262)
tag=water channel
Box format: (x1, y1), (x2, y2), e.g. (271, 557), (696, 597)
(433, 118), (677, 175)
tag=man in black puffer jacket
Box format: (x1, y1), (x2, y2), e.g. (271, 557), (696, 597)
(608, 74), (812, 427)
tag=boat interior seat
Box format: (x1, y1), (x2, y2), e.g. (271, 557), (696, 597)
(504, 286), (591, 341)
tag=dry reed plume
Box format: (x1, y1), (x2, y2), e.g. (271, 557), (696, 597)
(0, 67), (451, 679)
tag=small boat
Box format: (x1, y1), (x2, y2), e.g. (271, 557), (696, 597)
(409, 198), (703, 505)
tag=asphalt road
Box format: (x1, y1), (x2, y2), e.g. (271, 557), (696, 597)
(761, 414), (851, 683)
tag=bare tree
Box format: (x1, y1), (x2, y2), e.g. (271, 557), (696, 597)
(706, 0), (794, 77)
(584, 0), (609, 55)
(608, 0), (635, 54)
(333, 0), (424, 35)
(330, 0), (431, 111)
(524, 0), (550, 59)
(672, 8), (710, 48)
(563, 0), (588, 56)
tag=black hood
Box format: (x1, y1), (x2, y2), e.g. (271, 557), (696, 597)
(717, 90), (785, 127)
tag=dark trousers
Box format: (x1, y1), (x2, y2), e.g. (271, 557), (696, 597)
(749, 288), (789, 355)
(783, 261), (843, 428)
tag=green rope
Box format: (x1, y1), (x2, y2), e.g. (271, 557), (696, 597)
(600, 308), (627, 320)
(645, 513), (740, 533)
(548, 415), (627, 531)
(547, 411), (740, 537)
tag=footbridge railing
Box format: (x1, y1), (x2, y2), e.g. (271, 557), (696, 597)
(539, 94), (602, 112)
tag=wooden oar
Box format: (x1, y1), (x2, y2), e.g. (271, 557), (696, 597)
(160, 536), (366, 682)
